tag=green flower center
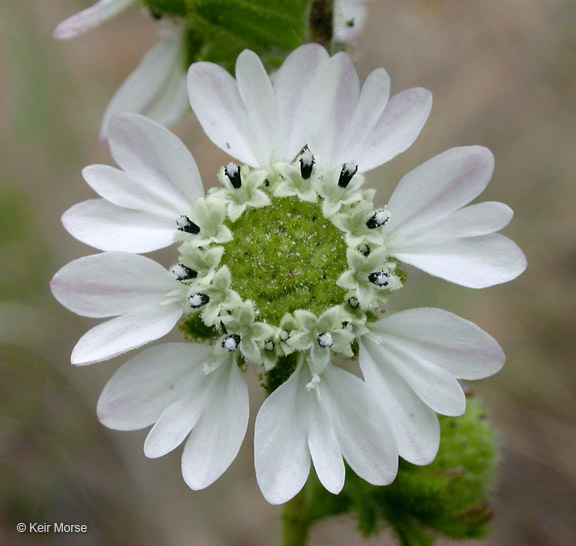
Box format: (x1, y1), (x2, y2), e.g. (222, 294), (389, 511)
(221, 196), (348, 324)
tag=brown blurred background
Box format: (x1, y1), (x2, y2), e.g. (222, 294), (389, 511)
(1, 0), (575, 544)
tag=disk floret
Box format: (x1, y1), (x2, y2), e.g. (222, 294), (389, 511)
(176, 151), (406, 382)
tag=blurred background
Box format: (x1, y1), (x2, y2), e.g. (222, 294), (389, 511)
(1, 0), (575, 544)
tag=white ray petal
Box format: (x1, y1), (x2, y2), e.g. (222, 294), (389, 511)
(364, 335), (466, 417)
(273, 44), (330, 162)
(370, 308), (505, 380)
(322, 365), (398, 485)
(81, 165), (180, 219)
(62, 199), (176, 252)
(341, 68), (391, 162)
(384, 146), (494, 236)
(54, 0), (135, 40)
(397, 202), (514, 244)
(97, 343), (210, 430)
(235, 50), (276, 166)
(71, 304), (183, 365)
(307, 52), (360, 164)
(254, 365), (311, 505)
(391, 233), (527, 288)
(108, 113), (204, 210)
(100, 28), (188, 139)
(182, 361), (249, 489)
(307, 387), (345, 494)
(360, 337), (440, 465)
(358, 88), (432, 172)
(145, 388), (206, 458)
(187, 62), (257, 166)
(50, 252), (181, 318)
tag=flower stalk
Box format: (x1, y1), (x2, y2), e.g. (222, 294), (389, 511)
(282, 488), (311, 546)
(309, 0), (334, 50)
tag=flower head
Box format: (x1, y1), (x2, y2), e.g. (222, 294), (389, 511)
(52, 44), (525, 503)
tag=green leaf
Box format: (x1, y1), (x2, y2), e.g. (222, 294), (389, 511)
(184, 0), (310, 70)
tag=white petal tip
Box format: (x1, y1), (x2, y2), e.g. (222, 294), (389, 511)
(70, 356), (92, 366)
(182, 470), (219, 492)
(143, 445), (166, 459)
(53, 25), (76, 40)
(405, 453), (438, 466)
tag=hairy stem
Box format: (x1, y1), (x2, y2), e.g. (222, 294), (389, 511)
(309, 0), (334, 50)
(282, 488), (310, 546)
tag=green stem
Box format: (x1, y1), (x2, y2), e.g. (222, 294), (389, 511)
(309, 0), (334, 50)
(282, 488), (311, 546)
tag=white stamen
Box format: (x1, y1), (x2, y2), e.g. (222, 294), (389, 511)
(226, 162), (239, 177)
(369, 272), (390, 287)
(222, 335), (240, 352)
(171, 263), (196, 281)
(189, 293), (209, 308)
(366, 208), (390, 229)
(317, 332), (334, 348)
(306, 373), (321, 391)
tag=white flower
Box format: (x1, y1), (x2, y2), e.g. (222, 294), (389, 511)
(254, 359), (398, 504)
(50, 251), (186, 365)
(381, 146), (527, 287)
(359, 308), (505, 465)
(314, 161), (367, 217)
(220, 301), (275, 364)
(331, 201), (389, 247)
(54, 2), (188, 134)
(52, 42), (524, 505)
(337, 246), (402, 308)
(210, 164), (271, 222)
(62, 113), (204, 253)
(272, 152), (318, 203)
(193, 266), (242, 326)
(174, 198), (233, 248)
(287, 307), (355, 377)
(97, 342), (249, 490)
(176, 245), (224, 284)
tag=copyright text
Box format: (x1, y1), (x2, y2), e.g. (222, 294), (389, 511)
(17, 523), (88, 533)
